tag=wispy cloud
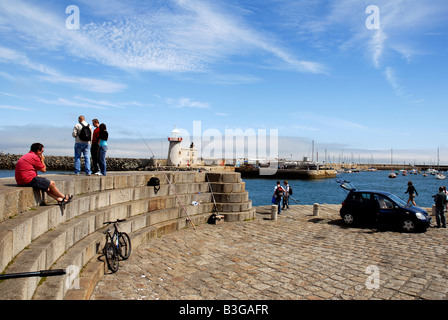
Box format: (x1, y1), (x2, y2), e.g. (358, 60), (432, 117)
(294, 112), (370, 132)
(0, 0), (326, 75)
(0, 45), (126, 93)
(0, 105), (32, 111)
(154, 95), (210, 109)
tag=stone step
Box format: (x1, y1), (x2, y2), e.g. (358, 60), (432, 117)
(0, 171), (253, 300)
(33, 210), (215, 300)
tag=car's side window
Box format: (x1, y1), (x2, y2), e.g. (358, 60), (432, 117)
(361, 193), (371, 203)
(377, 195), (394, 209)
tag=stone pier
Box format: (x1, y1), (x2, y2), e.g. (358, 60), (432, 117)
(0, 170), (254, 300)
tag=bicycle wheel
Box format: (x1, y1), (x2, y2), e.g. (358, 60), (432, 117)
(104, 242), (119, 273)
(118, 232), (131, 260)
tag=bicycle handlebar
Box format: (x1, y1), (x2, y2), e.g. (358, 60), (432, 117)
(103, 219), (126, 225)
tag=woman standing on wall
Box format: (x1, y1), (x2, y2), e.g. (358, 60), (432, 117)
(98, 123), (108, 176)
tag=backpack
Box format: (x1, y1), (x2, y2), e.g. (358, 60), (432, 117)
(276, 186), (284, 197)
(79, 123), (92, 142)
(147, 177), (161, 194)
(288, 186), (293, 196)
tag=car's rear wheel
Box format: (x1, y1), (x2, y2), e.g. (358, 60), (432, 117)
(342, 213), (355, 225)
(401, 219), (416, 232)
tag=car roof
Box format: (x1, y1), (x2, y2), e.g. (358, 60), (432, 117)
(349, 190), (393, 196)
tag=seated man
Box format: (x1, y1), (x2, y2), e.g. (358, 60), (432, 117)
(15, 143), (73, 206)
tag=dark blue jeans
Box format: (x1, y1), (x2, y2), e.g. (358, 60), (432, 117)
(99, 145), (108, 176)
(74, 143), (91, 175)
(435, 206), (446, 227)
(275, 196), (282, 214)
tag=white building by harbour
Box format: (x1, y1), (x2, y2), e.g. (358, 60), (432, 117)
(167, 126), (199, 167)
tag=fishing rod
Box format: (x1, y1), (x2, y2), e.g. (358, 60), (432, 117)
(0, 269), (66, 280)
(289, 196), (300, 204)
(205, 173), (218, 214)
(138, 131), (196, 230)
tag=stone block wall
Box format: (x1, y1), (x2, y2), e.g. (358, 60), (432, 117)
(0, 170), (254, 300)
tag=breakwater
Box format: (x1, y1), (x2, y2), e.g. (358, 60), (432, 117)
(0, 154), (180, 172)
(236, 167), (337, 179)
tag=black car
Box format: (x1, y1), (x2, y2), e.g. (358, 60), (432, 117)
(337, 180), (431, 232)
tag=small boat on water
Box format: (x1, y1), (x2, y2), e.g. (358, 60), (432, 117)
(436, 173), (446, 180)
(388, 172), (397, 178)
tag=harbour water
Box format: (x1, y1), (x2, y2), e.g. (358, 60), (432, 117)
(1, 169), (446, 209)
(243, 170), (447, 209)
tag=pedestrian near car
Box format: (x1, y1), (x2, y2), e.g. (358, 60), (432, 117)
(72, 115), (93, 175)
(273, 181), (285, 214)
(433, 187), (447, 228)
(405, 181), (418, 206)
(15, 143), (73, 207)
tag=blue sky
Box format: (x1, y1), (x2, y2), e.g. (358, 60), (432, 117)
(1, 0), (447, 164)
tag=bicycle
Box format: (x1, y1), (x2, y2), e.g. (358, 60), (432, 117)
(103, 219), (131, 273)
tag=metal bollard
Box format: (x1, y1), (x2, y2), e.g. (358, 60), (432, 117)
(313, 203), (319, 216)
(271, 205), (278, 220)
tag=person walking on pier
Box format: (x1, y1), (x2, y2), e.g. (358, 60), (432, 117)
(433, 187), (447, 228)
(282, 180), (290, 210)
(273, 181), (285, 214)
(72, 115), (92, 175)
(15, 143), (73, 207)
(405, 181), (418, 206)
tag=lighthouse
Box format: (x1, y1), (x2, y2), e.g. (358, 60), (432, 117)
(167, 126), (182, 166)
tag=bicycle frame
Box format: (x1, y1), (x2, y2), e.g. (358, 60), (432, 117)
(104, 219), (125, 251)
(103, 219), (131, 273)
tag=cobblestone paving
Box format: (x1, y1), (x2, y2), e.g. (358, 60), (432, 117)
(91, 205), (448, 300)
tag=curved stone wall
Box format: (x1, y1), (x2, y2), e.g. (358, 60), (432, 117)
(0, 171), (254, 300)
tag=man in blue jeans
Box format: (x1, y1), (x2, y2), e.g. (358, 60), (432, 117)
(434, 187), (447, 228)
(273, 181), (285, 214)
(72, 115), (92, 175)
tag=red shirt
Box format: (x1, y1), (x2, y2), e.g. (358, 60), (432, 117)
(15, 151), (45, 185)
(92, 127), (100, 145)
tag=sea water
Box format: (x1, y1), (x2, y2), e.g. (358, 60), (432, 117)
(1, 169), (445, 209)
(243, 170), (447, 208)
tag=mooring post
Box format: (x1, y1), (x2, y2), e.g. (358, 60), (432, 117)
(313, 203), (319, 216)
(271, 205), (278, 220)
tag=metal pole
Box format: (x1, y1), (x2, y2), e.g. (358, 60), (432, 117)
(0, 269), (66, 280)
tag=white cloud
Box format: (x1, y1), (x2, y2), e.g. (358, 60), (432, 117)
(156, 96), (210, 109)
(0, 0), (326, 74)
(0, 105), (32, 111)
(0, 45), (126, 93)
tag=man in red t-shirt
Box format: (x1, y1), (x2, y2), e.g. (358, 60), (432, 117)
(91, 118), (100, 174)
(15, 143), (73, 206)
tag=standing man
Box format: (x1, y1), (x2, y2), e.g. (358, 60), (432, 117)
(72, 115), (92, 175)
(273, 181), (285, 214)
(282, 180), (290, 210)
(91, 119), (100, 175)
(434, 187), (447, 228)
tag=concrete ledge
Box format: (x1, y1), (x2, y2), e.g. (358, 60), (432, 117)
(0, 171), (253, 300)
